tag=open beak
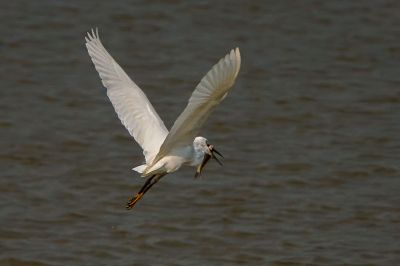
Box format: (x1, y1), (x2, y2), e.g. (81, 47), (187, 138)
(194, 144), (223, 178)
(209, 144), (223, 166)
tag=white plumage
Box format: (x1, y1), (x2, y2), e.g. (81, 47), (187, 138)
(85, 29), (168, 164)
(85, 29), (241, 208)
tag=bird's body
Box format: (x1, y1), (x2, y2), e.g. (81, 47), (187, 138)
(143, 148), (192, 176)
(85, 29), (240, 208)
(138, 137), (213, 176)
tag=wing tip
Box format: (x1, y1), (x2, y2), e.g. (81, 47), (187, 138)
(234, 47), (240, 65)
(228, 47), (240, 61)
(229, 47), (241, 75)
(85, 27), (100, 44)
(229, 47), (240, 55)
(234, 47), (240, 59)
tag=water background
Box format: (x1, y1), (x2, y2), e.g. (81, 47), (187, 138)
(1, 1), (399, 265)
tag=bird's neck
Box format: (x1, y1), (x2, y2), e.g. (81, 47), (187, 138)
(190, 144), (204, 166)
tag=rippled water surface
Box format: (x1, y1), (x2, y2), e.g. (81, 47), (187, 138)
(1, 1), (400, 265)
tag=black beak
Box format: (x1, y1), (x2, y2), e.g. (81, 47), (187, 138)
(208, 145), (223, 166)
(194, 144), (223, 178)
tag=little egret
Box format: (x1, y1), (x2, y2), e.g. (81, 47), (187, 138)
(85, 29), (241, 209)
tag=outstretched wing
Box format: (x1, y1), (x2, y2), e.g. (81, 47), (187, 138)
(85, 29), (168, 163)
(153, 48), (241, 164)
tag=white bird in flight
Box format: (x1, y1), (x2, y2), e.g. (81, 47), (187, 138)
(85, 29), (241, 209)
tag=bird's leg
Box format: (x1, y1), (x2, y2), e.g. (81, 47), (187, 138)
(126, 175), (155, 209)
(126, 174), (165, 209)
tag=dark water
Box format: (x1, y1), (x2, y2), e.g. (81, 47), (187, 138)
(1, 1), (400, 265)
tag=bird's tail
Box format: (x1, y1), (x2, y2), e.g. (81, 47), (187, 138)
(132, 164), (147, 174)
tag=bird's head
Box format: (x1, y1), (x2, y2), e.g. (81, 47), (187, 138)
(193, 136), (223, 178)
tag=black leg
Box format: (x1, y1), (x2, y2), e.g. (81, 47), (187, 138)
(142, 174), (164, 194)
(138, 175), (156, 194)
(126, 174), (165, 209)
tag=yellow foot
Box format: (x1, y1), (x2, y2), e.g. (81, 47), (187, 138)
(126, 192), (144, 209)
